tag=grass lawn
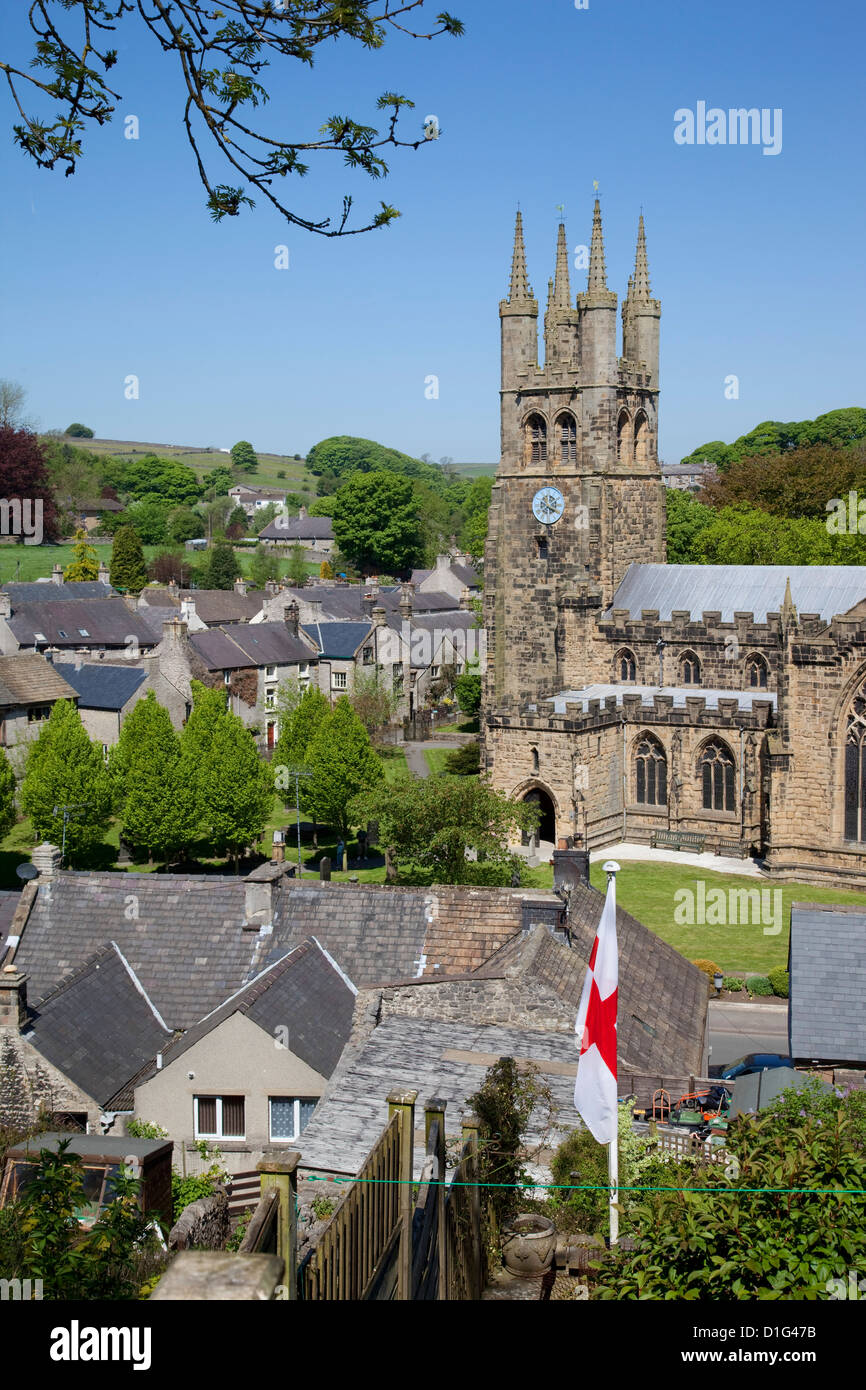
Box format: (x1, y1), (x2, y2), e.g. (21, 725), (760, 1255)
(379, 746), (408, 782)
(0, 541), (322, 587)
(69, 437), (316, 501)
(423, 748), (451, 776)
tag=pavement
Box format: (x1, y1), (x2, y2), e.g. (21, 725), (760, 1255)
(403, 737), (473, 778)
(707, 998), (790, 1071)
(589, 840), (767, 878)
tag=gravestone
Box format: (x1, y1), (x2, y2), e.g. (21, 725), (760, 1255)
(319, 856), (331, 881)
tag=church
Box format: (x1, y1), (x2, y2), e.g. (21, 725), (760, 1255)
(481, 201), (866, 889)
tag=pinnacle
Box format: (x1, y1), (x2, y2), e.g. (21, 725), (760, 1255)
(553, 221), (571, 310)
(508, 209), (534, 304)
(587, 198), (608, 292)
(630, 213), (652, 301)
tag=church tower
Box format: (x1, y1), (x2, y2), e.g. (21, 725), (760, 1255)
(483, 202), (665, 709)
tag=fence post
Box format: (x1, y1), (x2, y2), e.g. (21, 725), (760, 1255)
(388, 1088), (417, 1301)
(425, 1096), (448, 1300)
(461, 1112), (482, 1299)
(258, 1152), (300, 1300)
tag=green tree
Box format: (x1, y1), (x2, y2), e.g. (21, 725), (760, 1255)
(116, 455), (202, 505)
(349, 772), (538, 884)
(200, 540), (239, 590)
(202, 464), (234, 497)
(319, 559), (335, 580)
(349, 668), (399, 739)
(187, 703), (273, 866)
(231, 440), (258, 474)
(225, 504), (249, 539)
(168, 506), (205, 544)
(253, 501), (282, 532)
(307, 436), (447, 489)
(455, 659), (482, 717)
(64, 422), (94, 438)
(19, 700), (112, 862)
(272, 684), (331, 812)
(248, 543), (280, 590)
(286, 542), (309, 586)
(125, 495), (171, 545)
(109, 524), (148, 591)
(331, 470), (424, 575)
(179, 683), (228, 809)
(0, 745), (17, 840)
(665, 488), (716, 563)
(110, 692), (194, 863)
(305, 696), (384, 837)
(593, 1081), (866, 1301)
(63, 527), (99, 581)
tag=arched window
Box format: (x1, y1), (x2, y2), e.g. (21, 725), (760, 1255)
(531, 746), (539, 774)
(616, 648), (637, 682)
(745, 654), (768, 689)
(635, 735), (667, 806)
(634, 411), (650, 465)
(844, 679), (866, 840)
(525, 414), (547, 465)
(616, 410), (631, 463)
(679, 650), (701, 685)
(700, 741), (736, 812)
(557, 413), (577, 464)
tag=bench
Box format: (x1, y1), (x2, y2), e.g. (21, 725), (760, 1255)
(650, 830), (706, 853)
(715, 838), (751, 859)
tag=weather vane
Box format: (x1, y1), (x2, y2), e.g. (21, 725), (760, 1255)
(556, 202), (565, 220)
(593, 179), (599, 194)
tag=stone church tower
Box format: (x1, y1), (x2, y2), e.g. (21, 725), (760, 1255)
(483, 202), (665, 708)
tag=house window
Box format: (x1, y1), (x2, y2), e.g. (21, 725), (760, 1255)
(224, 670), (232, 685)
(265, 666), (277, 679)
(679, 651), (701, 685)
(265, 686), (277, 709)
(362, 646), (373, 665)
(299, 664), (310, 679)
(635, 735), (667, 806)
(27, 705), (51, 723)
(33, 632), (46, 643)
(57, 629), (68, 640)
(745, 655), (768, 688)
(617, 649), (637, 682)
(194, 1095), (245, 1140)
(78, 629), (90, 638)
(430, 665), (440, 679)
(332, 671), (347, 690)
(269, 1096), (317, 1143)
(700, 741), (736, 812)
(393, 663), (404, 695)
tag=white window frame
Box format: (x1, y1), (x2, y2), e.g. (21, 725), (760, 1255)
(332, 670), (348, 690)
(268, 1096), (317, 1143)
(265, 665), (277, 679)
(194, 1095), (246, 1141)
(265, 686), (277, 709)
(224, 669), (232, 685)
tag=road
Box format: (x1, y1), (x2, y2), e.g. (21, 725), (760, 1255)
(708, 998), (790, 1070)
(403, 739), (471, 778)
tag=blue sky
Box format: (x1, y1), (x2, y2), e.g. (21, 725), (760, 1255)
(1, 0), (863, 464)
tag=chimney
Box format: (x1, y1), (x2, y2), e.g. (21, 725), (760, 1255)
(399, 582), (415, 620)
(552, 848), (590, 900)
(234, 579), (248, 597)
(306, 600), (323, 627)
(161, 616), (188, 647)
(372, 604), (387, 628)
(242, 861), (285, 930)
(52, 563), (63, 586)
(168, 579), (179, 600)
(362, 593), (375, 619)
(299, 505), (307, 520)
(459, 586), (474, 611)
(97, 560), (109, 585)
(0, 965), (28, 1032)
(0, 591), (10, 620)
(284, 601), (300, 637)
(265, 579), (280, 597)
(434, 554), (450, 573)
(31, 842), (62, 880)
(180, 598), (196, 624)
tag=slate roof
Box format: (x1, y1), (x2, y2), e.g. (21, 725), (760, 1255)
(301, 621), (372, 660)
(383, 609), (477, 668)
(54, 662), (148, 711)
(547, 684), (777, 716)
(188, 622), (315, 670)
(4, 581), (113, 604)
(9, 598), (155, 649)
(606, 563), (866, 624)
(136, 604), (180, 642)
(23, 942), (172, 1107)
(789, 903), (866, 1064)
(0, 654), (79, 707)
(179, 589), (263, 625)
(144, 939), (355, 1083)
(297, 1016), (579, 1178)
(0, 890), (21, 957)
(258, 516), (333, 541)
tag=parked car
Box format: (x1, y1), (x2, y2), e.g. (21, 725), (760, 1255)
(718, 1052), (793, 1081)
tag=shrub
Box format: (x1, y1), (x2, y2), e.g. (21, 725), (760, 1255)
(723, 976), (743, 992)
(767, 967), (789, 998)
(746, 974), (773, 996)
(691, 959), (722, 980)
(443, 741), (481, 776)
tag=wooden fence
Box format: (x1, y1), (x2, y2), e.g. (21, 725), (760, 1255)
(226, 1169), (262, 1220)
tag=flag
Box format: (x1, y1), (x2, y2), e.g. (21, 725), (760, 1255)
(573, 872), (618, 1144)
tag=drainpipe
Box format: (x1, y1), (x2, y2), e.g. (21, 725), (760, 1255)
(739, 726), (745, 840)
(622, 720), (627, 841)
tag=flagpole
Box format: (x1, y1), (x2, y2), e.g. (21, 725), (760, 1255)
(603, 860), (620, 1247)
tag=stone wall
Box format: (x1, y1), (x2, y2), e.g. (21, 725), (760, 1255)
(0, 1030), (100, 1132)
(168, 1186), (230, 1251)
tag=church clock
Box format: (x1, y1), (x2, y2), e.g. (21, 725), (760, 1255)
(531, 485), (565, 526)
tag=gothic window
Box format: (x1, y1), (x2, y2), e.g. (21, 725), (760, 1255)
(616, 648), (637, 682)
(700, 741), (736, 812)
(634, 411), (650, 465)
(525, 414), (547, 465)
(616, 410), (632, 463)
(557, 413), (577, 464)
(745, 654), (768, 688)
(679, 650), (701, 685)
(635, 735), (667, 806)
(844, 679), (866, 840)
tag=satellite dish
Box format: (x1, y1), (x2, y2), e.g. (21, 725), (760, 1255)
(16, 863), (38, 881)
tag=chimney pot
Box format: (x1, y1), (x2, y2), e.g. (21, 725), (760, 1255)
(52, 563), (63, 586)
(284, 601), (300, 637)
(0, 967), (28, 1031)
(31, 842), (62, 880)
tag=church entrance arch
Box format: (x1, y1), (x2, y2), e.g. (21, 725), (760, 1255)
(521, 786), (556, 844)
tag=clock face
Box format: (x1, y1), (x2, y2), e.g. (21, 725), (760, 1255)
(532, 486), (565, 526)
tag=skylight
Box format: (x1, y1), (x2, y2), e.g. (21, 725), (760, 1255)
(57, 630), (68, 639)
(33, 632), (46, 642)
(78, 629), (89, 637)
